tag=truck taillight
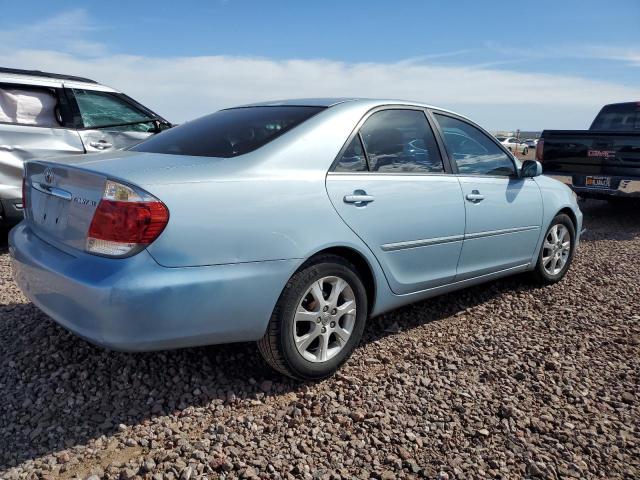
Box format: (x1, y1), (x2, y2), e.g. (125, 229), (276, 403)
(535, 139), (544, 162)
(86, 180), (169, 257)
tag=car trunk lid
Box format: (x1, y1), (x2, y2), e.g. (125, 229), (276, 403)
(24, 161), (107, 253)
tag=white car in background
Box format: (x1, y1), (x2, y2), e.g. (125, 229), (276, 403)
(496, 136), (529, 155)
(0, 67), (171, 226)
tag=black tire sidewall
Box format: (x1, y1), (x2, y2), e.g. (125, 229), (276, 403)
(535, 214), (576, 283)
(277, 259), (368, 380)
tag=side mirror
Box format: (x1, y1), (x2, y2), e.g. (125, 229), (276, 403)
(521, 160), (543, 178)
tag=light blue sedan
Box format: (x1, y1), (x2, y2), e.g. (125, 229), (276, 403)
(9, 99), (583, 379)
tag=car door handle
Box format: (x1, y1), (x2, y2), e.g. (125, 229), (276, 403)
(89, 140), (113, 150)
(465, 191), (485, 203)
(344, 193), (375, 204)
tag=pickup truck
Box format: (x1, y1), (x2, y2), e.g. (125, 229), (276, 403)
(537, 102), (640, 201)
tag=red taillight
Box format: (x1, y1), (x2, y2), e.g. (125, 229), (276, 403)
(88, 200), (168, 243)
(86, 180), (169, 257)
(535, 138), (545, 162)
(22, 177), (27, 209)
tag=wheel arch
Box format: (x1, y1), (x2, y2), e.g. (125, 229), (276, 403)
(557, 207), (578, 231)
(301, 246), (377, 315)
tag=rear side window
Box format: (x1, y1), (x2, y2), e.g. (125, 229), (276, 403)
(434, 114), (516, 176)
(132, 106), (324, 158)
(590, 103), (640, 131)
(73, 89), (153, 129)
(0, 85), (60, 127)
(359, 109), (444, 173)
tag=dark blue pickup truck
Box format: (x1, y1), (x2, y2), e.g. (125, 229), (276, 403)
(538, 102), (640, 201)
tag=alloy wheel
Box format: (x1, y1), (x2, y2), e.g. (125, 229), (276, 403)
(542, 224), (571, 275)
(293, 276), (357, 363)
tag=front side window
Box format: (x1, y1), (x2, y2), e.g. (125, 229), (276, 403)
(434, 114), (516, 176)
(357, 109), (444, 173)
(132, 106), (324, 158)
(73, 89), (154, 131)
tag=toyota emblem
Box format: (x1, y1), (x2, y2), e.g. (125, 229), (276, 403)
(44, 168), (54, 184)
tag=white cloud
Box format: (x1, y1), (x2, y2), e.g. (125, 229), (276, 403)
(5, 48), (639, 130)
(587, 47), (640, 67)
(2, 10), (639, 130)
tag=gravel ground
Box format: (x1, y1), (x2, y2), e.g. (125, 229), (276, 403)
(0, 199), (638, 480)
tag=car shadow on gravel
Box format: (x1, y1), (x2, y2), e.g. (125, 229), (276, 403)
(579, 199), (640, 242)
(0, 227), (8, 253)
(0, 272), (528, 469)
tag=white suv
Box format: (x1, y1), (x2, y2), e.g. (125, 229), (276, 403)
(0, 67), (171, 225)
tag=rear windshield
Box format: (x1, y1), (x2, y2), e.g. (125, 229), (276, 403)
(590, 103), (640, 131)
(131, 106), (324, 158)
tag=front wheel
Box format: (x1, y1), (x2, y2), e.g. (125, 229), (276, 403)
(257, 255), (368, 380)
(531, 214), (576, 284)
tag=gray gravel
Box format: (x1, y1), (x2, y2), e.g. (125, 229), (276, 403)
(1, 199), (638, 479)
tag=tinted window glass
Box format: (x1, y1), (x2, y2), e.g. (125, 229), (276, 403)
(335, 135), (367, 172)
(359, 110), (444, 173)
(132, 106), (323, 158)
(434, 114), (515, 176)
(590, 103), (640, 131)
(73, 89), (152, 130)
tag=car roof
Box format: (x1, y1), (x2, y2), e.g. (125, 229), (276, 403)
(0, 67), (118, 92)
(234, 97), (462, 115)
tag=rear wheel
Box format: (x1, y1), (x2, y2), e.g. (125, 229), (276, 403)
(257, 255), (368, 380)
(531, 214), (575, 284)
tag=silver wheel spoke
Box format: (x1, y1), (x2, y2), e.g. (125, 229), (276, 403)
(309, 280), (326, 307)
(296, 329), (319, 352)
(336, 299), (356, 316)
(327, 278), (347, 307)
(335, 327), (351, 344)
(543, 241), (554, 251)
(317, 333), (329, 362)
(543, 255), (553, 267)
(559, 227), (569, 243)
(295, 307), (318, 323)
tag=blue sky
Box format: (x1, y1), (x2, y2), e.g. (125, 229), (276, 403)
(1, 0), (639, 129)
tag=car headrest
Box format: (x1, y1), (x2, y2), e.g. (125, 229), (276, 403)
(365, 128), (404, 156)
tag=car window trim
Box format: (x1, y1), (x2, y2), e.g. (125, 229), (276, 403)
(0, 82), (77, 130)
(428, 109), (518, 178)
(328, 105), (453, 175)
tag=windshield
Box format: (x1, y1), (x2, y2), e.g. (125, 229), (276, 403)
(496, 137), (507, 141)
(590, 103), (640, 131)
(131, 106), (324, 158)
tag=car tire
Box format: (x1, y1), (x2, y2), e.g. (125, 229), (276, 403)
(523, 147), (529, 155)
(531, 214), (576, 284)
(257, 254), (368, 380)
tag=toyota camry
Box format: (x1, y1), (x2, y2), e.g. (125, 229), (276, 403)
(9, 98), (583, 379)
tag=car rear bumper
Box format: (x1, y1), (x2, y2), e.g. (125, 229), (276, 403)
(9, 222), (297, 351)
(546, 173), (640, 198)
